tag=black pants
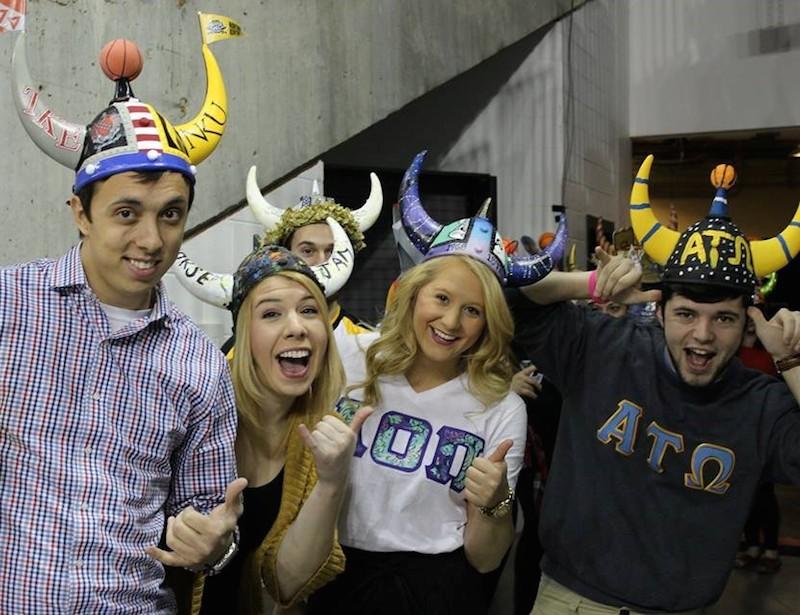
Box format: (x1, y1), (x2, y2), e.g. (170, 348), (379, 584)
(308, 546), (490, 615)
(514, 465), (544, 615)
(744, 482), (780, 550)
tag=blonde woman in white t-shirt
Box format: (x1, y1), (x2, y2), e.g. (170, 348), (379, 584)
(308, 152), (558, 615)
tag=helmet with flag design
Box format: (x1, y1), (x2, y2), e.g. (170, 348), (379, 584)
(12, 12), (237, 193)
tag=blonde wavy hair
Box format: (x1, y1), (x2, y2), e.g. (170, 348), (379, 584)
(231, 271), (345, 449)
(355, 255), (514, 409)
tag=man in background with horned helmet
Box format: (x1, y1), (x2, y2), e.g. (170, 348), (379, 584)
(1, 18), (244, 613)
(507, 156), (800, 614)
(247, 165), (383, 340)
(173, 165), (383, 350)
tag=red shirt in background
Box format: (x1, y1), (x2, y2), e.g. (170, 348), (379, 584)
(739, 346), (778, 377)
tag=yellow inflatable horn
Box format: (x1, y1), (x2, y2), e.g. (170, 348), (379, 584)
(176, 44), (227, 165)
(750, 203), (800, 277)
(629, 155), (681, 266)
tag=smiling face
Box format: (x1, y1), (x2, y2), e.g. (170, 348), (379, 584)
(411, 258), (486, 379)
(249, 275), (329, 404)
(70, 171), (190, 310)
(288, 223), (334, 267)
(659, 293), (747, 387)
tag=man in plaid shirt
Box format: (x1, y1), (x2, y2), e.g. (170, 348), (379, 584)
(2, 32), (242, 613)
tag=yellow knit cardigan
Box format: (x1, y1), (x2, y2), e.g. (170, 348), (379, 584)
(183, 416), (346, 613)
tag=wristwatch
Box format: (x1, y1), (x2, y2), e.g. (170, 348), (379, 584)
(479, 487), (515, 519)
(204, 534), (239, 575)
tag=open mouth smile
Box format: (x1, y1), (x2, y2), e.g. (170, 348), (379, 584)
(125, 257), (160, 278)
(430, 326), (458, 345)
(277, 349), (312, 378)
(684, 348), (716, 372)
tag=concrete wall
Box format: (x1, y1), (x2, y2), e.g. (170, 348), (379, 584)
(326, 0), (630, 269)
(629, 0), (800, 137)
(440, 0), (629, 268)
(0, 0), (578, 265)
(169, 0), (633, 338)
(437, 25), (565, 246)
(560, 0), (630, 267)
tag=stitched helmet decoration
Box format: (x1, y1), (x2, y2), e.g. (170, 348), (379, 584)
(397, 151), (555, 287)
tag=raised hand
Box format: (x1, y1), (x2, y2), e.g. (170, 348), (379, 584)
(299, 406), (374, 486)
(594, 247), (661, 305)
(146, 477), (247, 569)
(748, 307), (800, 360)
(511, 365), (542, 400)
(464, 440), (513, 510)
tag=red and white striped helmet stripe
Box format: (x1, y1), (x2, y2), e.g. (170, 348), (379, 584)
(125, 100), (162, 151)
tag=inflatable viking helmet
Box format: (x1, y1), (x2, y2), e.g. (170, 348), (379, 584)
(12, 20), (230, 192)
(172, 168), (383, 308)
(630, 155), (800, 292)
(397, 151), (555, 286)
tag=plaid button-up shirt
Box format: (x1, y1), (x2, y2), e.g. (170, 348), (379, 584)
(0, 246), (237, 613)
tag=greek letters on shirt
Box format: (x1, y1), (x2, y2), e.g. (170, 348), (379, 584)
(596, 400), (736, 495)
(336, 397), (485, 492)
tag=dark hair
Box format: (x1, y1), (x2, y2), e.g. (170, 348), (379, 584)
(75, 170), (195, 221)
(660, 283), (752, 309)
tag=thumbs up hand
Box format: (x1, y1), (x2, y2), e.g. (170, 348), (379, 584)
(146, 477), (248, 569)
(299, 406), (374, 486)
(464, 440), (513, 510)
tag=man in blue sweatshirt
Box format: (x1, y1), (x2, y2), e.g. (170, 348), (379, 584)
(510, 157), (800, 614)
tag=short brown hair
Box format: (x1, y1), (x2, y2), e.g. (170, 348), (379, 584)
(75, 170), (195, 221)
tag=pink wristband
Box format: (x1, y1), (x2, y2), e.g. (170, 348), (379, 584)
(587, 270), (607, 304)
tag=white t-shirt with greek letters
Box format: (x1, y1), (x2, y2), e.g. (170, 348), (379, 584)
(335, 332), (527, 554)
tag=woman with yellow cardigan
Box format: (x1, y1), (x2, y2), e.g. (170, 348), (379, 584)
(196, 245), (372, 613)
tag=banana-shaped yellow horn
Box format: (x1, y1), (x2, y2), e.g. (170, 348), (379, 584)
(175, 44), (227, 165)
(750, 202), (800, 277)
(566, 243), (577, 272)
(629, 155), (681, 266)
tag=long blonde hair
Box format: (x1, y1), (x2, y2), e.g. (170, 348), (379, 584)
(231, 271), (344, 449)
(356, 255), (514, 408)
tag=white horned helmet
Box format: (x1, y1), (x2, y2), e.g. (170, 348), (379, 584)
(172, 166), (383, 307)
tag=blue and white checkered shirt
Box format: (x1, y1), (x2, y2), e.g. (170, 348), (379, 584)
(0, 246), (237, 613)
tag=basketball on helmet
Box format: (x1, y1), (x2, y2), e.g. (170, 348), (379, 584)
(99, 39), (143, 81)
(710, 164), (736, 190)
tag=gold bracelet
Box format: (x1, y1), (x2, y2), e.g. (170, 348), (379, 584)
(775, 354), (800, 373)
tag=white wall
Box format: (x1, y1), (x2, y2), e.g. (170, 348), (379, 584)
(440, 0), (630, 267)
(162, 162), (324, 346)
(563, 0), (631, 266)
(438, 20), (564, 247)
(629, 0), (800, 137)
